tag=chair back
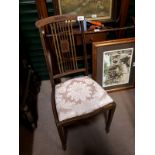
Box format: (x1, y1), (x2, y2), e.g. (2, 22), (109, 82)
(35, 15), (88, 86)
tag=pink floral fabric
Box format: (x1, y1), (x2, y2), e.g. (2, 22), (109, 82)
(55, 76), (113, 121)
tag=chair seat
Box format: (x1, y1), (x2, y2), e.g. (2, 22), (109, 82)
(55, 76), (113, 121)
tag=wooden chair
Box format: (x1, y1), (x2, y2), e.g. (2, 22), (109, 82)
(35, 15), (116, 150)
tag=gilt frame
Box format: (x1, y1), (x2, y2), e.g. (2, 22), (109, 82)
(53, 0), (117, 22)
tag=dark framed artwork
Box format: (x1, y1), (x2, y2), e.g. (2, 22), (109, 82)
(92, 38), (135, 92)
(53, 0), (117, 22)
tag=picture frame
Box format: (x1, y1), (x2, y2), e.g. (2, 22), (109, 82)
(92, 38), (135, 92)
(53, 0), (117, 22)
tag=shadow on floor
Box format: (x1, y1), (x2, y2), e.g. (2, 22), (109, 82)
(19, 125), (34, 155)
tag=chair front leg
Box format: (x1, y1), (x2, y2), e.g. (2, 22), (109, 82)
(57, 125), (67, 150)
(105, 102), (116, 133)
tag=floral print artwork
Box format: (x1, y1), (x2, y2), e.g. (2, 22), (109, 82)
(55, 76), (113, 121)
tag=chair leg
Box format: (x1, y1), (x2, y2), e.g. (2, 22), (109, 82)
(103, 111), (108, 123)
(57, 125), (67, 150)
(105, 102), (116, 133)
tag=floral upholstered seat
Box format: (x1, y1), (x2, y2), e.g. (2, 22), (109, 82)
(55, 76), (113, 121)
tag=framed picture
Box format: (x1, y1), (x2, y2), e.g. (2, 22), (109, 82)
(92, 38), (135, 92)
(53, 0), (117, 22)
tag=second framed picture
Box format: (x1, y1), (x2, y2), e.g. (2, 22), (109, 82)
(92, 38), (135, 92)
(53, 0), (117, 22)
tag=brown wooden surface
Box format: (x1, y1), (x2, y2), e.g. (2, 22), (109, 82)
(35, 0), (48, 19)
(52, 0), (59, 15)
(35, 15), (77, 28)
(45, 25), (134, 46)
(53, 68), (86, 79)
(117, 0), (130, 37)
(119, 0), (130, 26)
(107, 85), (135, 93)
(58, 102), (116, 126)
(75, 32), (107, 45)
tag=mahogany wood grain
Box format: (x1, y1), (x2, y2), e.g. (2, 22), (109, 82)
(35, 0), (48, 19)
(118, 0), (130, 37)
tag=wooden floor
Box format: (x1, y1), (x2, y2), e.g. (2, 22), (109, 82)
(20, 80), (135, 155)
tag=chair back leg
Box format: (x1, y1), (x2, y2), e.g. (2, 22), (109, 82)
(105, 102), (116, 133)
(57, 125), (67, 150)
